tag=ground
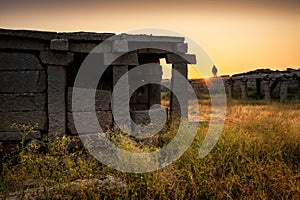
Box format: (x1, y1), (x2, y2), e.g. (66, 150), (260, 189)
(0, 99), (299, 199)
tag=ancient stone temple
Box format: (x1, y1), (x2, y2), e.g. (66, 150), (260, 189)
(223, 69), (300, 102)
(0, 28), (196, 141)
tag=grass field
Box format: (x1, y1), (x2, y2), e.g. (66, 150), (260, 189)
(0, 100), (299, 199)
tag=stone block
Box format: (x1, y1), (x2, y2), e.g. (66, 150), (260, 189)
(0, 71), (46, 93)
(0, 36), (46, 50)
(67, 111), (113, 134)
(0, 53), (43, 71)
(0, 93), (46, 111)
(0, 131), (41, 141)
(166, 53), (196, 64)
(50, 39), (69, 51)
(67, 87), (111, 111)
(40, 51), (74, 66)
(0, 111), (47, 131)
(175, 43), (188, 53)
(112, 40), (128, 53)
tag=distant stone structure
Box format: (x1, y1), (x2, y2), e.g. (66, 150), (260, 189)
(223, 69), (300, 102)
(190, 68), (300, 102)
(0, 28), (196, 142)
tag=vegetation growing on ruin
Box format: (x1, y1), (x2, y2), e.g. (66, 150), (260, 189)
(0, 100), (299, 199)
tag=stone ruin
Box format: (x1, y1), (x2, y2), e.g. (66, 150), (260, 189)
(0, 28), (196, 142)
(190, 68), (300, 102)
(224, 69), (300, 102)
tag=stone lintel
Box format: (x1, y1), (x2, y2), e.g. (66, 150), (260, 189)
(104, 53), (138, 66)
(40, 51), (74, 66)
(166, 53), (196, 64)
(69, 42), (111, 53)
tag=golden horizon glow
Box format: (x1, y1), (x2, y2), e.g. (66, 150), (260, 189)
(0, 1), (299, 78)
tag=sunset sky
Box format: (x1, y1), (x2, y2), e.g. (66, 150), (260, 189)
(1, 0), (300, 78)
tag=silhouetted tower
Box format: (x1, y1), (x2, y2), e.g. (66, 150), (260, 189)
(212, 65), (218, 77)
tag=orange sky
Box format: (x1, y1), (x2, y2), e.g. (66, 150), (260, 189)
(0, 0), (300, 78)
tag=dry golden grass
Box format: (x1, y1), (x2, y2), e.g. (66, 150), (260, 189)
(0, 100), (299, 199)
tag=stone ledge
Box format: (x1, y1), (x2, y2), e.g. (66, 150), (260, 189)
(0, 36), (46, 50)
(0, 28), (57, 40)
(58, 32), (115, 41)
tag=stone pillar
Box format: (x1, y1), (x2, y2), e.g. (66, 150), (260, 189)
(256, 78), (262, 99)
(226, 78), (234, 99)
(40, 50), (73, 138)
(137, 54), (161, 108)
(279, 77), (288, 103)
(112, 65), (131, 131)
(148, 64), (162, 107)
(170, 63), (188, 119)
(297, 78), (300, 100)
(263, 79), (271, 101)
(241, 79), (248, 100)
